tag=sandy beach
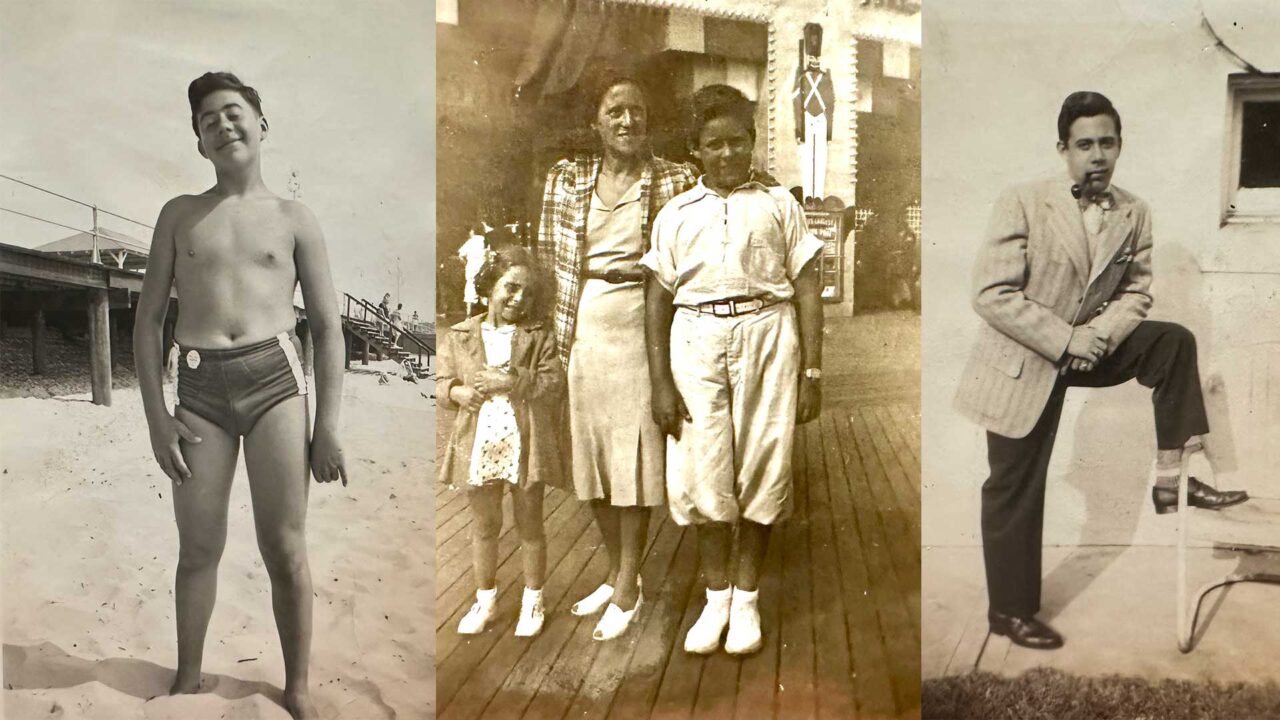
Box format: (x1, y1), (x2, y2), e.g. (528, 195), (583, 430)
(1, 362), (435, 719)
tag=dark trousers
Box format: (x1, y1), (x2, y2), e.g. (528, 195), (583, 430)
(981, 320), (1210, 617)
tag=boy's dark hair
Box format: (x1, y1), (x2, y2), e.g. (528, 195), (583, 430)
(690, 84), (756, 146)
(473, 246), (550, 320)
(1057, 91), (1121, 143)
(188, 72), (264, 137)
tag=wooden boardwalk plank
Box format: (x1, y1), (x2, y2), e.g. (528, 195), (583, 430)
(808, 415), (880, 717)
(441, 522), (601, 720)
(872, 405), (920, 478)
(846, 410), (922, 636)
(731, 514), (785, 720)
(862, 406), (921, 512)
(437, 488), (589, 675)
(828, 412), (918, 716)
(436, 393), (921, 719)
(804, 421), (859, 719)
(604, 519), (700, 718)
(885, 404), (921, 468)
(566, 513), (686, 720)
(437, 489), (573, 626)
(775, 430), (818, 720)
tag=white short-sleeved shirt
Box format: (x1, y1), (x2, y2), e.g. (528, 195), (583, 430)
(639, 177), (825, 307)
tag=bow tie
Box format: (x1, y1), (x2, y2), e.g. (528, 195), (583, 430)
(1071, 184), (1115, 210)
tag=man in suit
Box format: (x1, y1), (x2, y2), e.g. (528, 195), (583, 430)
(955, 91), (1249, 650)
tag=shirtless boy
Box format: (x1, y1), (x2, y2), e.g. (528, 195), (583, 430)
(134, 72), (347, 720)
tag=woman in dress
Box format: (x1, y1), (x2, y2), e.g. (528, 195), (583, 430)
(537, 71), (695, 640)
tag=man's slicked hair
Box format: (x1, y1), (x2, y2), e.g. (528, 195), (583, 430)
(188, 72), (264, 137)
(1057, 91), (1121, 144)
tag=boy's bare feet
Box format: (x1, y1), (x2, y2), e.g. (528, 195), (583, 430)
(285, 689), (319, 720)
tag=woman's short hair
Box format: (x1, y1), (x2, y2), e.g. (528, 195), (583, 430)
(1057, 91), (1121, 143)
(689, 84), (756, 146)
(584, 68), (647, 126)
(473, 246), (551, 319)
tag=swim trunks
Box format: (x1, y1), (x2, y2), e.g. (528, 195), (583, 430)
(176, 330), (308, 437)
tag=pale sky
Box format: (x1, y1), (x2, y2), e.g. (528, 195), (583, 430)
(0, 0), (436, 318)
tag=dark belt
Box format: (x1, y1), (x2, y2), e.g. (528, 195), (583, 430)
(583, 269), (643, 284)
(687, 296), (784, 317)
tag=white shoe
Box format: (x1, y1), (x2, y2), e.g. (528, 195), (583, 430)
(457, 588), (496, 635)
(514, 587), (544, 638)
(571, 583), (614, 616)
(724, 587), (763, 655)
(683, 587), (731, 654)
(593, 589), (644, 641)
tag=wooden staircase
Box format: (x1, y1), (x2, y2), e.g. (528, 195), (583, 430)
(341, 293), (434, 380)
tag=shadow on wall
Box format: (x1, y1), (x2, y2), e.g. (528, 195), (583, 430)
(1036, 241), (1242, 612)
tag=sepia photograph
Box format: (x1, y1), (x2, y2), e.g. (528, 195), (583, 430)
(436, 0), (921, 717)
(921, 1), (1280, 718)
(1, 2), (434, 718)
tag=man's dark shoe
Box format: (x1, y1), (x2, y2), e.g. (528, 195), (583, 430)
(1152, 476), (1249, 515)
(988, 611), (1064, 650)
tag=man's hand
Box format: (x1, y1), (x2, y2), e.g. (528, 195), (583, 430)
(311, 424), (348, 486)
(1068, 357), (1096, 373)
(1066, 325), (1107, 364)
(473, 368), (515, 396)
(149, 415), (201, 486)
(651, 378), (691, 440)
(450, 384), (488, 412)
(797, 378), (822, 424)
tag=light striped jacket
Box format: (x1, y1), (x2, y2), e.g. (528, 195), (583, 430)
(955, 176), (1154, 439)
(536, 153), (696, 366)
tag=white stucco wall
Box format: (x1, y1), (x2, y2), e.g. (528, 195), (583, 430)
(923, 0), (1280, 548)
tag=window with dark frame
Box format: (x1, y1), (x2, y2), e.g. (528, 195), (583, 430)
(1238, 100), (1280, 189)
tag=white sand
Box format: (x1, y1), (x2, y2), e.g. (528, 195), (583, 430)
(1, 362), (435, 719)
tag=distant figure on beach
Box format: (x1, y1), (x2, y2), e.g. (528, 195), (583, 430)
(390, 303), (404, 346)
(438, 246), (564, 639)
(459, 224), (488, 317)
(133, 71), (347, 720)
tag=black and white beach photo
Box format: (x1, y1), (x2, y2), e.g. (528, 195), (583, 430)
(1, 2), (435, 718)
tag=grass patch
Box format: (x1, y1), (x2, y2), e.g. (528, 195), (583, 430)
(923, 668), (1280, 719)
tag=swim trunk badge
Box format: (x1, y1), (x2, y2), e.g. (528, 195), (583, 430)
(186, 349), (201, 369)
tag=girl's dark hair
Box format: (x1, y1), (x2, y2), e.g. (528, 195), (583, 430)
(473, 246), (550, 320)
(1057, 91), (1121, 143)
(188, 71), (264, 137)
(690, 84), (756, 146)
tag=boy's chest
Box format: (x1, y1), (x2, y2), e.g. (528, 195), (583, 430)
(675, 196), (786, 259)
(176, 203), (296, 269)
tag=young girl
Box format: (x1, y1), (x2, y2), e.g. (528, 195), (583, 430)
(437, 246), (564, 637)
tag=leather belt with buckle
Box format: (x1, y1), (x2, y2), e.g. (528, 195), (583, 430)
(691, 296), (781, 317)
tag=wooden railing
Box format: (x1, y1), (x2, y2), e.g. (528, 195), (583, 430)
(341, 292), (435, 365)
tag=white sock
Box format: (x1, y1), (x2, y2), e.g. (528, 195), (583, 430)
(476, 587), (497, 604)
(732, 587), (759, 610)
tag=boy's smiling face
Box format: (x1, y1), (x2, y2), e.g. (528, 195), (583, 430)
(694, 116), (754, 192)
(195, 89), (267, 165)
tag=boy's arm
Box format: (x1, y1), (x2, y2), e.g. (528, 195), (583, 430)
(644, 279), (689, 439)
(134, 198), (200, 483)
(793, 256), (823, 423)
(292, 201), (347, 485)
